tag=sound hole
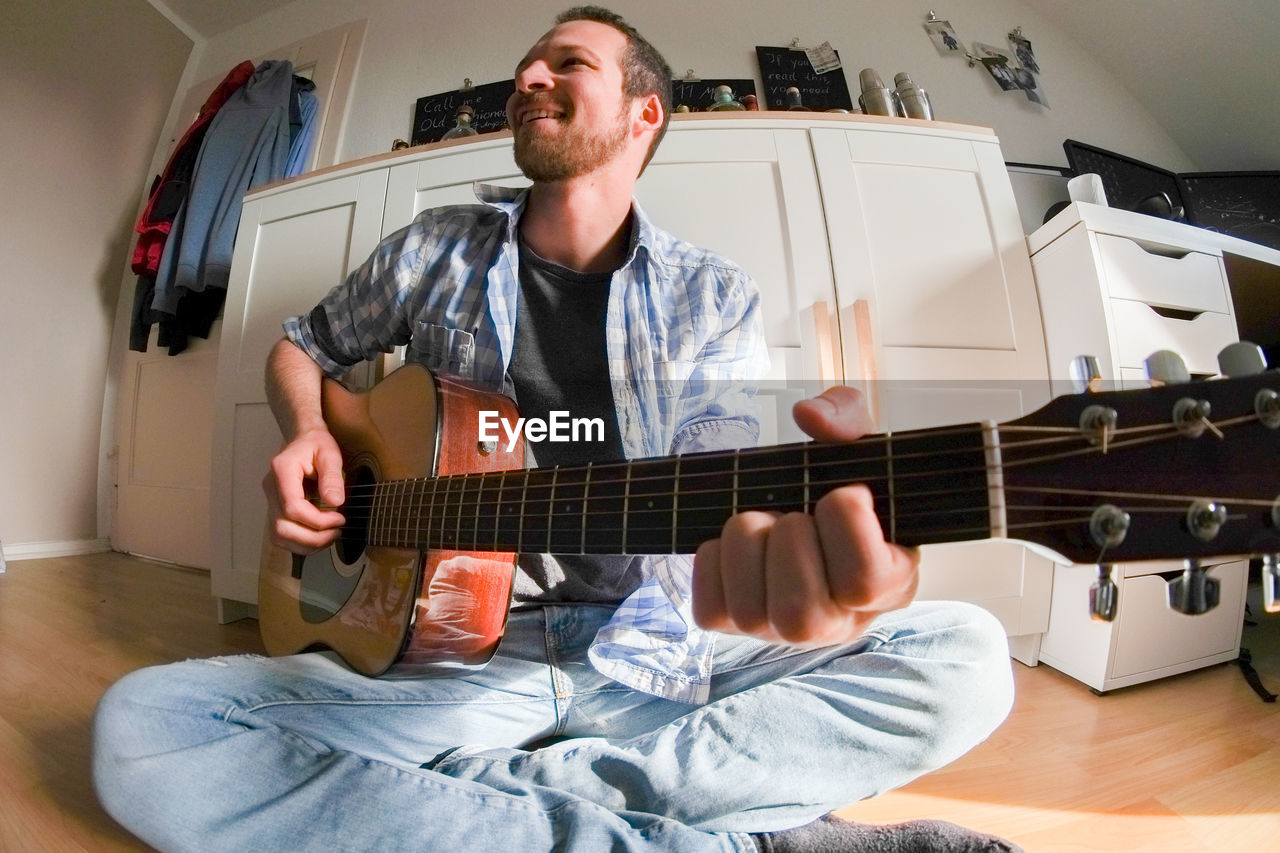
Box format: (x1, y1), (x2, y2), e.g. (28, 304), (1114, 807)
(336, 464), (376, 563)
(297, 464), (376, 623)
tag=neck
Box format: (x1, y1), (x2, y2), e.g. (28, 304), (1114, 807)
(520, 173), (635, 273)
(359, 425), (998, 556)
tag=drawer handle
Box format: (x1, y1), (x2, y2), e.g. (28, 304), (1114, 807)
(1148, 305), (1204, 321)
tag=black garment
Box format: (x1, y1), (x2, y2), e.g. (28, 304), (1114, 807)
(506, 238), (641, 605)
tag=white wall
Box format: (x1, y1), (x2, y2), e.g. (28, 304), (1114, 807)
(0, 0), (191, 551)
(184, 0), (1196, 174)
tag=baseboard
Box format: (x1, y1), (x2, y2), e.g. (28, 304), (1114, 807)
(2, 538), (112, 562)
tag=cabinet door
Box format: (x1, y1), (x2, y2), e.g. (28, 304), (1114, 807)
(382, 139), (527, 234)
(811, 128), (1049, 432)
(636, 126), (842, 445)
(210, 169), (389, 610)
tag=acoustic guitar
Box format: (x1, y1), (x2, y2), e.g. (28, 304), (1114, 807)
(259, 356), (1280, 676)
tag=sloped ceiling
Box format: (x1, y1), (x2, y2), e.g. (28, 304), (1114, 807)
(154, 0), (296, 41)
(1021, 0), (1278, 171)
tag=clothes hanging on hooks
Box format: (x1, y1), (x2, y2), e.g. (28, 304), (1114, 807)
(129, 60), (254, 352)
(147, 59), (296, 354)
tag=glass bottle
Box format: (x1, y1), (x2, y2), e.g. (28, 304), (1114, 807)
(707, 84), (745, 111)
(441, 104), (479, 140)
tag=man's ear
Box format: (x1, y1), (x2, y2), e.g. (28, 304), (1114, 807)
(632, 92), (664, 136)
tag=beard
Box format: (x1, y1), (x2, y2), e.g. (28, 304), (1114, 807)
(512, 97), (631, 182)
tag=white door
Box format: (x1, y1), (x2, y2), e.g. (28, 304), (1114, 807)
(111, 21), (365, 568)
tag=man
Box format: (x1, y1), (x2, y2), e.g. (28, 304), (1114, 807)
(94, 8), (1017, 852)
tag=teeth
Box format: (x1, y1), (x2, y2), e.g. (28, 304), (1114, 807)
(522, 109), (562, 126)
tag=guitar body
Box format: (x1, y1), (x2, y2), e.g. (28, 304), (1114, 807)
(258, 363), (523, 676)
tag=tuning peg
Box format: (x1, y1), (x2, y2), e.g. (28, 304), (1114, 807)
(1167, 558), (1221, 615)
(1264, 554), (1280, 614)
(1218, 341), (1268, 377)
(1090, 564), (1119, 621)
(1069, 355), (1103, 393)
(1145, 350), (1191, 386)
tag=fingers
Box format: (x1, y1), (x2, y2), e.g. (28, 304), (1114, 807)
(264, 430), (347, 554)
(313, 438), (346, 508)
(717, 511), (774, 634)
(763, 511), (837, 643)
(691, 485), (919, 646)
(814, 485), (919, 611)
(692, 539), (728, 630)
(792, 385), (874, 443)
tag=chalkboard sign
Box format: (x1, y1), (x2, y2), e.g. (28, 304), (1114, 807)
(412, 79), (516, 145)
(755, 46), (853, 111)
(670, 78), (758, 111)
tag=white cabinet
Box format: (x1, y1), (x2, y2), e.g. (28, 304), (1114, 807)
(1029, 202), (1250, 691)
(211, 115), (1052, 657)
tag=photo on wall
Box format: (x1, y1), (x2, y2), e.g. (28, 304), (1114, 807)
(923, 18), (964, 54)
(1009, 32), (1041, 73)
(974, 42), (1019, 91)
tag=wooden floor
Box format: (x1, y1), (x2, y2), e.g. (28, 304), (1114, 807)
(1, 552), (1278, 851)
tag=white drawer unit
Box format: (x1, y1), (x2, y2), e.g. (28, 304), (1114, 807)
(1028, 203), (1251, 692)
(1030, 216), (1238, 397)
(1092, 233), (1230, 313)
(1039, 560), (1247, 693)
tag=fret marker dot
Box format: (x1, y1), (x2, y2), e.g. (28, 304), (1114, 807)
(647, 500), (654, 509)
(767, 492), (774, 502)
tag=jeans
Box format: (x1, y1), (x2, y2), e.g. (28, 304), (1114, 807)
(93, 600), (1014, 853)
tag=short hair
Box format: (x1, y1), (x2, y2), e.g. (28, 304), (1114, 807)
(555, 6), (672, 171)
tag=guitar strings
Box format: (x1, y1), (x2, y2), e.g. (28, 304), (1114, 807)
(324, 418), (1170, 510)
(330, 416), (1183, 506)
(333, 411), (1257, 510)
(323, 413), (1267, 520)
(295, 411), (1273, 549)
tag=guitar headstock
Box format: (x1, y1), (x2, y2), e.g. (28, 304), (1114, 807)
(1000, 351), (1280, 568)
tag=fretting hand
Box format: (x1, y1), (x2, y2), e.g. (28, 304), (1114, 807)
(691, 386), (920, 645)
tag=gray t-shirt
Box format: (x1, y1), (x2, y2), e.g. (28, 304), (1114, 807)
(506, 238), (642, 605)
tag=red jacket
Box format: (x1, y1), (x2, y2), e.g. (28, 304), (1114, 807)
(131, 61), (255, 276)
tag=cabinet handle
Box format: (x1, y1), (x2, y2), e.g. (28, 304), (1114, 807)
(800, 301), (841, 384)
(847, 299), (880, 429)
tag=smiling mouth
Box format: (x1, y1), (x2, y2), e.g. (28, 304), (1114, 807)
(521, 109), (564, 126)
(513, 95), (569, 128)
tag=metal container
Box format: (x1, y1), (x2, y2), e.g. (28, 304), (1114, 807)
(857, 68), (900, 117)
(893, 72), (933, 120)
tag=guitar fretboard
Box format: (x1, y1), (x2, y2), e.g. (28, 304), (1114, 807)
(361, 424), (993, 555)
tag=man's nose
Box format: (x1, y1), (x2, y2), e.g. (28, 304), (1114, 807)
(516, 60), (553, 93)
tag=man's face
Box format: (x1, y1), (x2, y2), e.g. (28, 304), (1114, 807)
(506, 19), (635, 182)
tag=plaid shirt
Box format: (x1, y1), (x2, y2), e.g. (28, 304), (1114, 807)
(286, 184), (768, 703)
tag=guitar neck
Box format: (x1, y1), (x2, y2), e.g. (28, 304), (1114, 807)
(360, 421), (998, 556)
